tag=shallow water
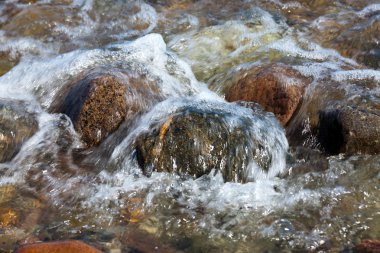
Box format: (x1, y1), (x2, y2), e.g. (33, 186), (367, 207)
(0, 0), (379, 252)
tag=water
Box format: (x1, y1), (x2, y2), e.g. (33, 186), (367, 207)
(0, 0), (379, 252)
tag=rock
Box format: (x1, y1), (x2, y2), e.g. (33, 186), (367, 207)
(2, 5), (79, 41)
(135, 101), (287, 183)
(0, 51), (19, 77)
(169, 18), (285, 82)
(285, 79), (346, 148)
(58, 72), (127, 147)
(354, 240), (380, 253)
(339, 0), (380, 10)
(88, 1), (157, 39)
(0, 99), (38, 163)
(15, 240), (103, 253)
(225, 64), (308, 125)
(312, 12), (380, 69)
(287, 146), (329, 175)
(121, 228), (178, 253)
(51, 69), (162, 148)
(318, 104), (380, 155)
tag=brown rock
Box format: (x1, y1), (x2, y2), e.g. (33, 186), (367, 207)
(318, 105), (380, 155)
(2, 5), (79, 41)
(0, 51), (19, 77)
(15, 240), (103, 253)
(121, 228), (178, 253)
(51, 69), (162, 148)
(354, 240), (380, 253)
(0, 99), (38, 162)
(226, 64), (308, 125)
(55, 72), (127, 147)
(285, 79), (346, 148)
(312, 12), (380, 69)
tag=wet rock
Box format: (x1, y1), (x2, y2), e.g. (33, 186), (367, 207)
(51, 69), (161, 148)
(121, 228), (178, 253)
(285, 80), (346, 148)
(135, 101), (287, 183)
(2, 5), (79, 41)
(0, 51), (19, 77)
(0, 99), (38, 163)
(89, 1), (157, 39)
(287, 146), (329, 175)
(57, 72), (127, 147)
(15, 240), (103, 253)
(313, 12), (380, 69)
(318, 104), (380, 155)
(339, 0), (380, 10)
(169, 17), (285, 82)
(354, 240), (380, 253)
(225, 64), (308, 125)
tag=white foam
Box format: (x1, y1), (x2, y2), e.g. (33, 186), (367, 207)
(0, 34), (206, 108)
(357, 3), (380, 17)
(332, 69), (380, 83)
(168, 8), (286, 81)
(263, 36), (357, 65)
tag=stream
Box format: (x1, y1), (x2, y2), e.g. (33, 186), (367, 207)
(0, 0), (379, 252)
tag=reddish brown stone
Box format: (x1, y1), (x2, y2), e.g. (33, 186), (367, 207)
(15, 240), (103, 253)
(226, 64), (308, 125)
(354, 240), (380, 253)
(318, 105), (380, 155)
(51, 69), (162, 148)
(60, 72), (127, 147)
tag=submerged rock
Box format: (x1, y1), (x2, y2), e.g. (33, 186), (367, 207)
(318, 104), (380, 155)
(134, 100), (288, 183)
(354, 239), (380, 253)
(0, 51), (19, 77)
(226, 64), (308, 125)
(311, 10), (380, 69)
(2, 5), (80, 41)
(0, 99), (38, 163)
(51, 69), (162, 148)
(15, 240), (103, 253)
(169, 14), (285, 82)
(333, 16), (380, 69)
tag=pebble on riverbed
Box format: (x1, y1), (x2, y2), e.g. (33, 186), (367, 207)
(226, 63), (309, 126)
(15, 240), (103, 253)
(0, 99), (38, 163)
(2, 5), (80, 41)
(354, 239), (380, 253)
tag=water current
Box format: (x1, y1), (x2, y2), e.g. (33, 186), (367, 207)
(0, 0), (379, 252)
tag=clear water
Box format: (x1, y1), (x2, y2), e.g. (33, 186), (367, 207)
(0, 0), (379, 252)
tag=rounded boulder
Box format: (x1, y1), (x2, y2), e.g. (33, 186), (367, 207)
(225, 64), (308, 126)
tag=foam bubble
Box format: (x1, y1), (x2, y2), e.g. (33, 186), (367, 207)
(357, 3), (380, 17)
(332, 69), (380, 83)
(0, 34), (206, 108)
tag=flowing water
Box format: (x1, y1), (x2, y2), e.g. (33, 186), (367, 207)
(0, 0), (379, 252)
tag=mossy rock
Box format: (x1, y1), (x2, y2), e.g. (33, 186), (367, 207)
(134, 101), (287, 183)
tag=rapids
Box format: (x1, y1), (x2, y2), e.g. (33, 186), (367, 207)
(0, 0), (379, 252)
